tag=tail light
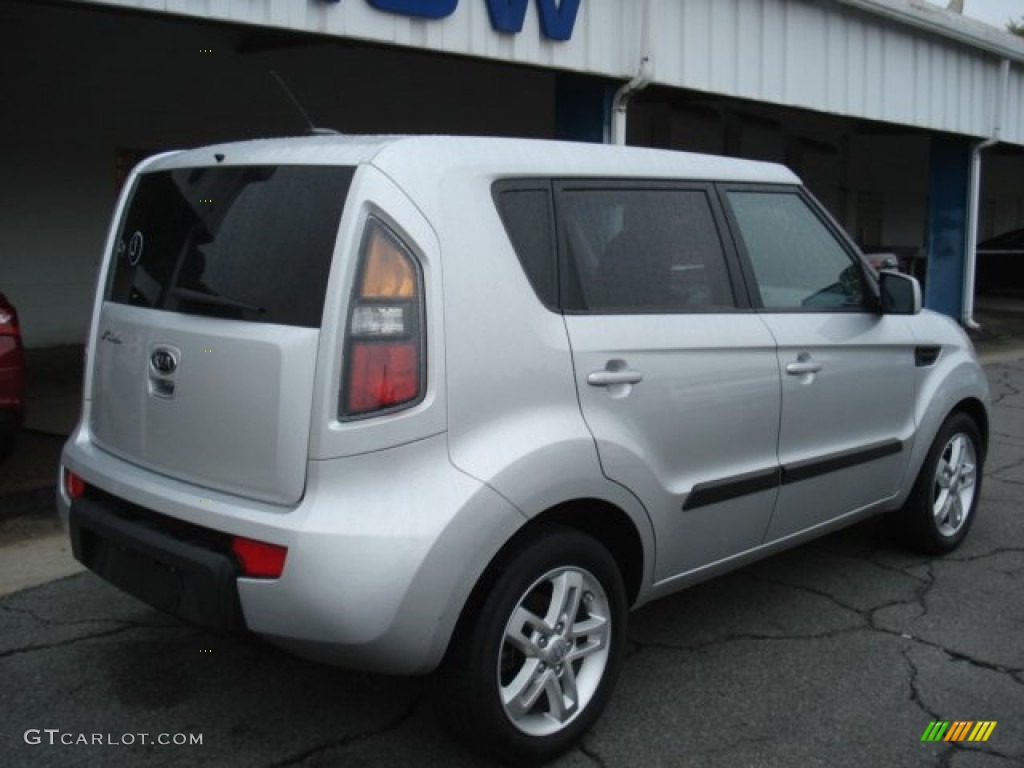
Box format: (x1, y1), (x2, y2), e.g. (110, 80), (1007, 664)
(341, 219), (424, 418)
(0, 293), (19, 336)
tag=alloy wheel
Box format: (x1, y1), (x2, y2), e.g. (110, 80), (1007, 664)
(498, 566), (612, 737)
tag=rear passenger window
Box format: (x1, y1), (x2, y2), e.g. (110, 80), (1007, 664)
(557, 188), (736, 313)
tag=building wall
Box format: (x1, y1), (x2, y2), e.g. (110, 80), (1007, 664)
(3, 0), (1022, 346)
(71, 0), (1024, 146)
(0, 0), (555, 347)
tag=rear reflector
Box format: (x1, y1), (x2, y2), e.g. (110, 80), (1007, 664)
(64, 470), (86, 500)
(231, 537), (288, 579)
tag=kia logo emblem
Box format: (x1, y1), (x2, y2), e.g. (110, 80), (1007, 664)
(151, 348), (178, 375)
(128, 230), (144, 266)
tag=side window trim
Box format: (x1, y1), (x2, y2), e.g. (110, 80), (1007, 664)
(551, 178), (754, 314)
(716, 182), (881, 313)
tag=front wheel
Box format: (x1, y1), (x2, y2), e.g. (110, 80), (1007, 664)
(441, 527), (627, 765)
(897, 412), (984, 555)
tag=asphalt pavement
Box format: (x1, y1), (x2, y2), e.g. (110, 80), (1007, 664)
(1, 308), (1023, 767)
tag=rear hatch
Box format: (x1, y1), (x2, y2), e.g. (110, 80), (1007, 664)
(90, 163), (354, 505)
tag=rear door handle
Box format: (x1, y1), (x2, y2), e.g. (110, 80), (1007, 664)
(587, 369), (643, 387)
(785, 359), (823, 375)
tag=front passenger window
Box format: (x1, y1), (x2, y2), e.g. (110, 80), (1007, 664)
(728, 191), (869, 311)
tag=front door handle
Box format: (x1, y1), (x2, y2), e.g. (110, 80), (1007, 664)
(588, 369), (643, 387)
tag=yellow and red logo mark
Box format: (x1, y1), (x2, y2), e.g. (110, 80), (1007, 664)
(921, 721), (997, 742)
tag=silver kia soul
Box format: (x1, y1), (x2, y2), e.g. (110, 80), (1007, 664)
(59, 135), (989, 764)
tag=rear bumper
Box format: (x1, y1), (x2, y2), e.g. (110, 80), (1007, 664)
(59, 429), (525, 674)
(69, 493), (244, 633)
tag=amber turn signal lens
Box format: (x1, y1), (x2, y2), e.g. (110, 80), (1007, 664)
(360, 228), (416, 299)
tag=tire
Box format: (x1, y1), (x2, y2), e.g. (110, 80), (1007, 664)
(897, 412), (983, 555)
(441, 527), (627, 766)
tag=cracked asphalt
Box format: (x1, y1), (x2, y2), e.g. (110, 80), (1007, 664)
(1, 362), (1022, 768)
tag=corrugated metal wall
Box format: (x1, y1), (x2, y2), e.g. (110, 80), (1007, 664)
(75, 0), (1024, 145)
(658, 0), (994, 137)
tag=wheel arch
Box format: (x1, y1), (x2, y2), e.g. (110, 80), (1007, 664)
(533, 499), (646, 605)
(444, 497), (647, 665)
(952, 396), (989, 458)
(903, 348), (991, 502)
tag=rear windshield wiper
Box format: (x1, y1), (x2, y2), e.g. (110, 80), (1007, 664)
(171, 287), (266, 315)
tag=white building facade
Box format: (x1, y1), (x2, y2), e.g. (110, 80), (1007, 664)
(2, 0), (1022, 345)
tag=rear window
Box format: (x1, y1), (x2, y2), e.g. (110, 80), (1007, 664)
(107, 165), (355, 328)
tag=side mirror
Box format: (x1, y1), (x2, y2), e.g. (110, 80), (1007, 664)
(879, 271), (921, 315)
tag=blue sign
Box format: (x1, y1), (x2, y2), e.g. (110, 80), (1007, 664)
(366, 0), (457, 18)
(484, 0), (581, 40)
(353, 0), (582, 41)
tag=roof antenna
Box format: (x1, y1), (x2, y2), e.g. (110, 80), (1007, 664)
(270, 70), (339, 136)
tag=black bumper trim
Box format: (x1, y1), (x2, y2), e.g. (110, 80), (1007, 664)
(70, 495), (244, 633)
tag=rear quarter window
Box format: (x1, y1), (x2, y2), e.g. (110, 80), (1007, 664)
(493, 182), (558, 308)
(107, 165), (355, 328)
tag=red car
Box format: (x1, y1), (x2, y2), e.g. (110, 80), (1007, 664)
(0, 293), (26, 459)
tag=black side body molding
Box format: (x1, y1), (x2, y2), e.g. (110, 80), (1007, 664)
(683, 467), (782, 511)
(781, 439), (903, 485)
(682, 439), (904, 511)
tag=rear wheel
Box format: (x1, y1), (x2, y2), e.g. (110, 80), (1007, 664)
(442, 527), (627, 765)
(897, 412), (983, 554)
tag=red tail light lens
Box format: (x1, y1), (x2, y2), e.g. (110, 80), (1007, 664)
(0, 294), (19, 335)
(346, 342), (419, 414)
(341, 220), (424, 418)
(231, 537), (288, 579)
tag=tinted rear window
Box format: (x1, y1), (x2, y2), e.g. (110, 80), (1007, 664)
(107, 165), (354, 328)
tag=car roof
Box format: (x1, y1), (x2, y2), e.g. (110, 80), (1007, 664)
(140, 134), (800, 186)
